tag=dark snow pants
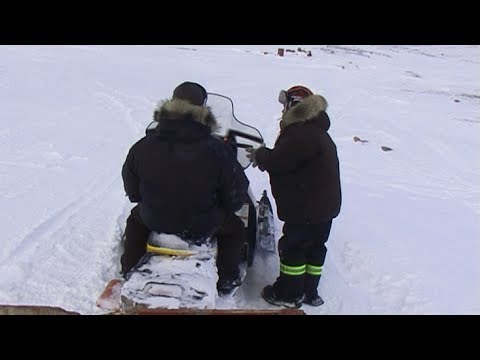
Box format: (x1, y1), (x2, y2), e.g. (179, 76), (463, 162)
(120, 205), (245, 282)
(120, 205), (151, 277)
(273, 221), (332, 300)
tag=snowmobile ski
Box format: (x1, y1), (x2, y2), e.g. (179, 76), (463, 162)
(257, 190), (276, 253)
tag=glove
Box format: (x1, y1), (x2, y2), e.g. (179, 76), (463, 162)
(245, 147), (258, 168)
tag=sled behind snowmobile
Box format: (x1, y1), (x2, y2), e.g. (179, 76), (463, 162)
(0, 304), (304, 315)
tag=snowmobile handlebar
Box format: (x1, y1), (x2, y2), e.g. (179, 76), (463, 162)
(226, 129), (263, 145)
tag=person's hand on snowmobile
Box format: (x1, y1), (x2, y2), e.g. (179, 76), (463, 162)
(246, 144), (265, 168)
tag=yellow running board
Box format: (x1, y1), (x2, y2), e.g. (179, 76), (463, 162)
(146, 243), (196, 256)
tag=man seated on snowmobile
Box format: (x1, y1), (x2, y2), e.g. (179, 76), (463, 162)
(120, 81), (249, 294)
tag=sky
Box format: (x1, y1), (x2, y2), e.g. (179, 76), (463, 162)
(0, 45), (478, 315)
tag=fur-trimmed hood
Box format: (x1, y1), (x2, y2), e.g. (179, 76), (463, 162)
(280, 95), (329, 131)
(154, 99), (218, 132)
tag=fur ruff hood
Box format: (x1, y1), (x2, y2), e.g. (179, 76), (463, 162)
(280, 95), (328, 130)
(154, 99), (219, 132)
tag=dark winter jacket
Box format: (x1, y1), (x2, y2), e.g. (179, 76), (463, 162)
(122, 99), (249, 239)
(255, 95), (341, 224)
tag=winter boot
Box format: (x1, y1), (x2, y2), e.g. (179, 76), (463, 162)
(304, 270), (323, 306)
(217, 275), (242, 295)
(261, 285), (304, 309)
(303, 294), (324, 307)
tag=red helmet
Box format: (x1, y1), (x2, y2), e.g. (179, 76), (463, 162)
(278, 85), (313, 109)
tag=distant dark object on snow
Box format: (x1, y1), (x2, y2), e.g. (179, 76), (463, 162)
(454, 99), (460, 103)
(353, 136), (369, 143)
(381, 146), (393, 152)
(297, 47), (313, 57)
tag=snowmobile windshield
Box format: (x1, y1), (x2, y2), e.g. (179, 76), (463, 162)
(207, 93), (264, 169)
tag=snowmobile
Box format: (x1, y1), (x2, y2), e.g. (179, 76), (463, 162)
(96, 93), (279, 314)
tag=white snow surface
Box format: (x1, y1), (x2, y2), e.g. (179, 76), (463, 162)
(0, 45), (479, 315)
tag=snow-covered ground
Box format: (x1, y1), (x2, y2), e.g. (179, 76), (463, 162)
(0, 45), (478, 315)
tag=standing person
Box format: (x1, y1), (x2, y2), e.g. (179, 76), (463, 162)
(246, 85), (342, 308)
(121, 81), (249, 294)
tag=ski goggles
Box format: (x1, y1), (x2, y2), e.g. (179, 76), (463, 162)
(278, 88), (311, 108)
(278, 89), (290, 106)
(278, 90), (302, 111)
